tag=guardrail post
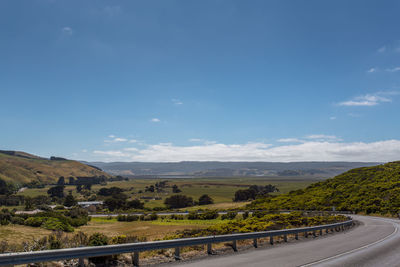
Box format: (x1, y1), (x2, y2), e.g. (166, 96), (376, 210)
(304, 231), (308, 238)
(295, 233), (299, 240)
(232, 240), (238, 252)
(78, 257), (85, 267)
(175, 247), (181, 260)
(270, 236), (274, 245)
(313, 230), (316, 237)
(253, 238), (258, 248)
(207, 243), (212, 255)
(326, 228), (329, 234)
(319, 229), (323, 235)
(132, 251), (139, 267)
(283, 234), (287, 242)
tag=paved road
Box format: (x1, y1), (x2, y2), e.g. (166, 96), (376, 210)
(171, 215), (400, 267)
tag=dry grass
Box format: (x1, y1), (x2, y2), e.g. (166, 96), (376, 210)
(76, 218), (211, 240)
(0, 224), (52, 244)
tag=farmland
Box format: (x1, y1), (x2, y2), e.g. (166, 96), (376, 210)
(16, 177), (315, 209)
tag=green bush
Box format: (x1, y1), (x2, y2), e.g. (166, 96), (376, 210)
(88, 233), (108, 246)
(24, 217), (45, 227)
(42, 218), (74, 232)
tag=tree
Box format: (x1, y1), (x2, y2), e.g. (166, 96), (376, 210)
(76, 185), (83, 193)
(198, 194), (214, 205)
(104, 197), (126, 211)
(126, 199), (144, 209)
(145, 185), (155, 192)
(98, 187), (123, 196)
(68, 177), (75, 185)
(64, 192), (77, 207)
(0, 179), (15, 195)
(57, 176), (65, 185)
(172, 185), (181, 193)
(47, 185), (65, 198)
(24, 196), (34, 210)
(164, 195), (194, 209)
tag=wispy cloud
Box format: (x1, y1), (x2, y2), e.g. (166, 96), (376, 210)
(89, 139), (400, 162)
(306, 134), (341, 141)
(367, 68), (377, 73)
(386, 67), (400, 72)
(151, 118), (160, 123)
(172, 99), (183, 105)
(338, 92), (396, 107)
(105, 136), (128, 143)
(61, 27), (73, 36)
(378, 46), (386, 53)
(330, 116), (337, 120)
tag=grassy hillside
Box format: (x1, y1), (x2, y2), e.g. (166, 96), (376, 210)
(0, 151), (111, 184)
(249, 161), (400, 215)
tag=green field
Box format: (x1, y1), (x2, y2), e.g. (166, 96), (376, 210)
(16, 177), (316, 209)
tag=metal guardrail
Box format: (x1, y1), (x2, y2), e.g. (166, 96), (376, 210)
(0, 219), (353, 266)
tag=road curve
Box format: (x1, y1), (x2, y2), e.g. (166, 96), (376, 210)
(170, 215), (400, 267)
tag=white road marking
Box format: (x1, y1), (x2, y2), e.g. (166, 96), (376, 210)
(299, 218), (399, 267)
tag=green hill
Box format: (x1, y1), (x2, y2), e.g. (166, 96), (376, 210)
(0, 150), (111, 184)
(249, 161), (400, 215)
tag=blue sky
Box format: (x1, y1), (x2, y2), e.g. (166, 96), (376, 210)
(1, 0), (400, 162)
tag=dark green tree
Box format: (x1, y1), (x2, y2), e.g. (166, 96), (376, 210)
(64, 191), (77, 207)
(198, 194), (214, 205)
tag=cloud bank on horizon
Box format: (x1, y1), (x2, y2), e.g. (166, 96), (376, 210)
(89, 136), (400, 163)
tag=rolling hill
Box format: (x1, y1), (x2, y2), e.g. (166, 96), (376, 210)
(0, 150), (111, 184)
(88, 161), (379, 178)
(249, 161), (400, 214)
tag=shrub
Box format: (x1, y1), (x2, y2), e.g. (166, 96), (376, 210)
(42, 218), (74, 232)
(88, 233), (108, 246)
(24, 217), (45, 227)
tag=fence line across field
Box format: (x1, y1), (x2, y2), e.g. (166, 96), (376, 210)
(0, 219), (353, 267)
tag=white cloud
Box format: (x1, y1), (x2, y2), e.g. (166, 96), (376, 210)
(104, 136), (128, 143)
(129, 139), (137, 143)
(189, 138), (203, 142)
(277, 138), (302, 143)
(386, 67), (400, 72)
(90, 140), (400, 162)
(367, 68), (377, 73)
(330, 116), (337, 120)
(172, 99), (183, 105)
(338, 93), (394, 107)
(81, 149), (88, 153)
(61, 27), (73, 36)
(151, 118), (160, 122)
(378, 46), (386, 53)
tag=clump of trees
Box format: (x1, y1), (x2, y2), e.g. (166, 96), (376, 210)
(164, 195), (194, 209)
(188, 210), (218, 220)
(172, 185), (181, 193)
(198, 194), (213, 205)
(98, 187), (124, 196)
(234, 185), (279, 202)
(0, 207), (89, 232)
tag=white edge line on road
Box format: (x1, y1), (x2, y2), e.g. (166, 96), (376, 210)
(299, 219), (398, 267)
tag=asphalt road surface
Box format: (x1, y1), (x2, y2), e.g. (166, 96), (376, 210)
(171, 215), (400, 267)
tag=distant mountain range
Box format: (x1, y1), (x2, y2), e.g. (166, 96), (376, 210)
(0, 150), (111, 184)
(87, 161), (380, 179)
